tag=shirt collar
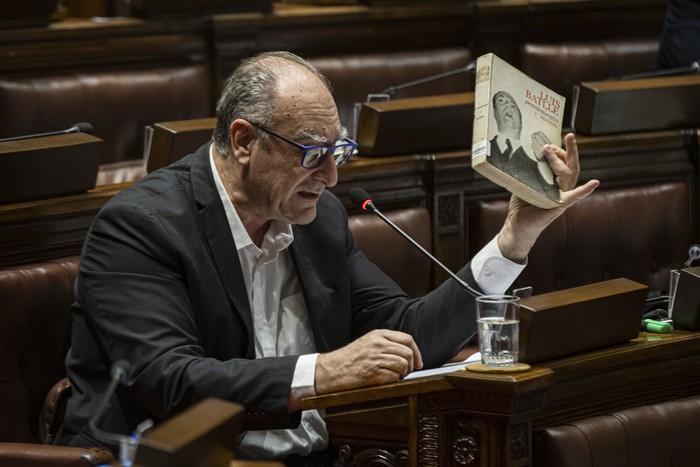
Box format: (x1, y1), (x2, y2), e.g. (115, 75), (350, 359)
(209, 144), (294, 254)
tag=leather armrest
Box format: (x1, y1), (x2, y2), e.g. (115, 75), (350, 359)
(39, 377), (71, 445)
(0, 443), (114, 467)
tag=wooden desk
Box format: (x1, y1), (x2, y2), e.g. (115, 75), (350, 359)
(0, 182), (128, 266)
(303, 330), (700, 467)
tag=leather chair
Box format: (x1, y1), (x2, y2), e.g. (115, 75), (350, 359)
(0, 64), (214, 186)
(518, 39), (659, 125)
(468, 182), (691, 295)
(534, 394), (700, 467)
(311, 47), (474, 131)
(349, 207), (432, 297)
(0, 256), (114, 465)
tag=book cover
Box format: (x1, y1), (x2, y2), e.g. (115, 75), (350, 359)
(472, 53), (565, 209)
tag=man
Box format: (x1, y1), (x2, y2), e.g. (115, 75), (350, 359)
(655, 0), (700, 70)
(55, 51), (598, 465)
(488, 90), (560, 201)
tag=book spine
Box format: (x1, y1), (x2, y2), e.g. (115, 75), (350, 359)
(472, 54), (493, 164)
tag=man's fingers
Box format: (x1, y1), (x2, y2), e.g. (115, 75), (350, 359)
(541, 133), (584, 192)
(562, 133), (581, 171)
(315, 329), (425, 394)
(560, 179), (600, 206)
(376, 329), (423, 371)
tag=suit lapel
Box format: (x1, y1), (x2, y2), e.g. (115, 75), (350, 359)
(190, 145), (255, 357)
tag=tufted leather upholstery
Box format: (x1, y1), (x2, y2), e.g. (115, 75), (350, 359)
(0, 64), (213, 186)
(349, 207), (433, 298)
(468, 182), (691, 295)
(0, 257), (78, 443)
(519, 39), (659, 124)
(311, 47), (474, 131)
(0, 256), (114, 465)
(534, 394), (700, 467)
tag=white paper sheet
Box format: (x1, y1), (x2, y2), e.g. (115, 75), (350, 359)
(403, 352), (481, 380)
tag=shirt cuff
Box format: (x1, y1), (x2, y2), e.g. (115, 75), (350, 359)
(470, 236), (527, 295)
(288, 353), (318, 412)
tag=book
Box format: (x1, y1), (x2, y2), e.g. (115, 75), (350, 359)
(472, 53), (565, 209)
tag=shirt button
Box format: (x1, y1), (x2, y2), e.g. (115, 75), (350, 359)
(484, 266), (492, 276)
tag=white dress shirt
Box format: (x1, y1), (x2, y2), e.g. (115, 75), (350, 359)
(209, 146), (525, 459)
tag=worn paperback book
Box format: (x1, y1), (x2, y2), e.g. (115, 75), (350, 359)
(472, 53), (565, 209)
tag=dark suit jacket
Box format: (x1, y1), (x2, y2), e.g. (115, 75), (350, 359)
(655, 0), (700, 70)
(56, 143), (481, 448)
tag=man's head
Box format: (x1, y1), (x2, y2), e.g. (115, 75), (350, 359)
(212, 51), (352, 231)
(492, 90), (522, 140)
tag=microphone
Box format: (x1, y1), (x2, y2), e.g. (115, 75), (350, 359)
(349, 187), (482, 298)
(607, 61), (700, 81)
(89, 360), (153, 463)
(380, 61), (476, 96)
(0, 122), (94, 143)
(685, 244), (700, 267)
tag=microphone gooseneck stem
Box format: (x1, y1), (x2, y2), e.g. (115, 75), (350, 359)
(362, 200), (482, 298)
(0, 122), (93, 143)
(89, 380), (132, 446)
(380, 62), (476, 96)
(88, 361), (134, 448)
(609, 61), (700, 81)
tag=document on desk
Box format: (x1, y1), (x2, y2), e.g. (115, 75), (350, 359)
(403, 353), (481, 380)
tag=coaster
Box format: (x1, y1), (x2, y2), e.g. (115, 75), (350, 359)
(466, 362), (531, 373)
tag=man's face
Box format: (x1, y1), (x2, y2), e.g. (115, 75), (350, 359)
(242, 64), (342, 226)
(493, 91), (522, 133)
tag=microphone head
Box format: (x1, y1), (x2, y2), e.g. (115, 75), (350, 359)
(349, 187), (372, 210)
(70, 122), (94, 134)
(110, 360), (130, 384)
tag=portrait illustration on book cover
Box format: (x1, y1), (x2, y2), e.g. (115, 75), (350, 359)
(472, 53), (566, 209)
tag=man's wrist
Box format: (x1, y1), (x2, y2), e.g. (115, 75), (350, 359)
(496, 227), (531, 264)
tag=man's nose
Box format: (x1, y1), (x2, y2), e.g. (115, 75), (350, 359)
(313, 152), (339, 187)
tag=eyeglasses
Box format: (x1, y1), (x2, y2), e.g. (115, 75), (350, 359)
(251, 122), (357, 169)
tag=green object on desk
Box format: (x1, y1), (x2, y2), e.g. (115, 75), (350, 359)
(643, 319), (672, 334)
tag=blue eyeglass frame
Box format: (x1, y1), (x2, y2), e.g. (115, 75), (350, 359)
(250, 122), (357, 169)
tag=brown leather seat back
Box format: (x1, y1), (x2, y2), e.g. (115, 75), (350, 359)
(0, 257), (79, 443)
(0, 64), (213, 184)
(519, 39), (659, 124)
(311, 48), (473, 130)
(349, 207), (432, 297)
(468, 182), (691, 295)
(534, 394), (700, 467)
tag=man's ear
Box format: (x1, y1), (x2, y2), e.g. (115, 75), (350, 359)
(230, 119), (255, 166)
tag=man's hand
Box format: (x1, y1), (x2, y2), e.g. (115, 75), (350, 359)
(497, 133), (600, 262)
(530, 130), (552, 161)
(315, 329), (423, 394)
